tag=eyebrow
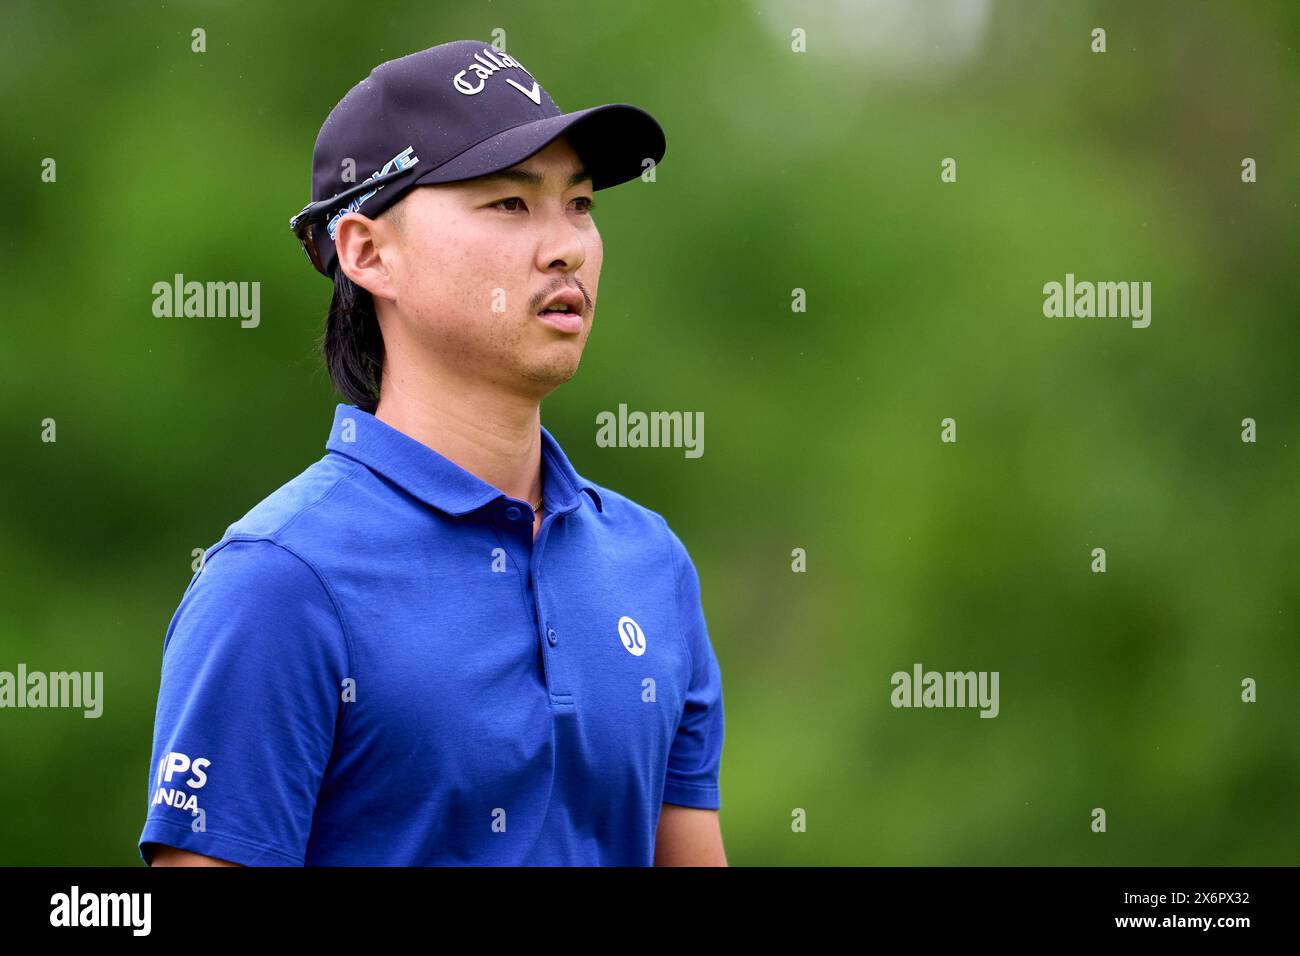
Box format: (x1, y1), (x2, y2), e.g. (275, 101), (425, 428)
(472, 165), (593, 190)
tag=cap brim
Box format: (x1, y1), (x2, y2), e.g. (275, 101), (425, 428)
(409, 103), (665, 192)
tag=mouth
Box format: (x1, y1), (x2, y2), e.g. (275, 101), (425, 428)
(536, 307), (583, 333)
(536, 290), (586, 334)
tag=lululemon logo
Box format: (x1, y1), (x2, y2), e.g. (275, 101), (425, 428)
(617, 616), (646, 657)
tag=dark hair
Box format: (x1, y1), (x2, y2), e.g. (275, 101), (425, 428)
(321, 268), (385, 414)
(319, 200), (407, 413)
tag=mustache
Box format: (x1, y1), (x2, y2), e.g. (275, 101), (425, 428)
(532, 280), (591, 313)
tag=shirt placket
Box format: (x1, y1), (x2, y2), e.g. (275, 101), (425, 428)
(528, 510), (574, 709)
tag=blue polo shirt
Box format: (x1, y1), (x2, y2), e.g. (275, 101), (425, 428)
(138, 403), (724, 866)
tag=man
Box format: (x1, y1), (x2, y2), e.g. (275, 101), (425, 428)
(138, 40), (726, 866)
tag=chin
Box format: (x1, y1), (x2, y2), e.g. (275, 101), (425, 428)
(523, 355), (582, 389)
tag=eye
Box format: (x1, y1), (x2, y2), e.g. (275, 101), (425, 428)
(488, 196), (598, 215)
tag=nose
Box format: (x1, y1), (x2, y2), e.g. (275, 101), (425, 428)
(534, 202), (588, 275)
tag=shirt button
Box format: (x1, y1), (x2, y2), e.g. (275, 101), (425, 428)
(505, 506), (521, 521)
(546, 628), (558, 646)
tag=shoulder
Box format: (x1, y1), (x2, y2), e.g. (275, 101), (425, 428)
(194, 454), (361, 571)
(165, 455), (366, 641)
(165, 478), (356, 662)
(579, 480), (697, 575)
(217, 454), (361, 543)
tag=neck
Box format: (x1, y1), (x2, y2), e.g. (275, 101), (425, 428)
(373, 358), (545, 509)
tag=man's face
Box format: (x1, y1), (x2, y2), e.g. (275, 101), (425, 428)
(371, 135), (602, 400)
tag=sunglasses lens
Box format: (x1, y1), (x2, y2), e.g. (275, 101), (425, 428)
(299, 222), (323, 272)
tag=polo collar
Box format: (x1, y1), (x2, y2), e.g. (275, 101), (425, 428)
(324, 404), (602, 518)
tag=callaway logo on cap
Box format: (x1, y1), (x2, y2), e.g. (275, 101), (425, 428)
(289, 39), (667, 278)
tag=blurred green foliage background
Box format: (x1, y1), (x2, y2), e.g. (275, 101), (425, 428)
(1, 0), (1297, 865)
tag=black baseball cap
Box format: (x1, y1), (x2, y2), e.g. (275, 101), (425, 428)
(290, 39), (667, 278)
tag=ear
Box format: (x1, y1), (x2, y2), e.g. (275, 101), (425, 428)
(334, 212), (399, 301)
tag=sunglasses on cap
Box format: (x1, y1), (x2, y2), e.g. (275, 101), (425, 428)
(288, 163), (422, 273)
